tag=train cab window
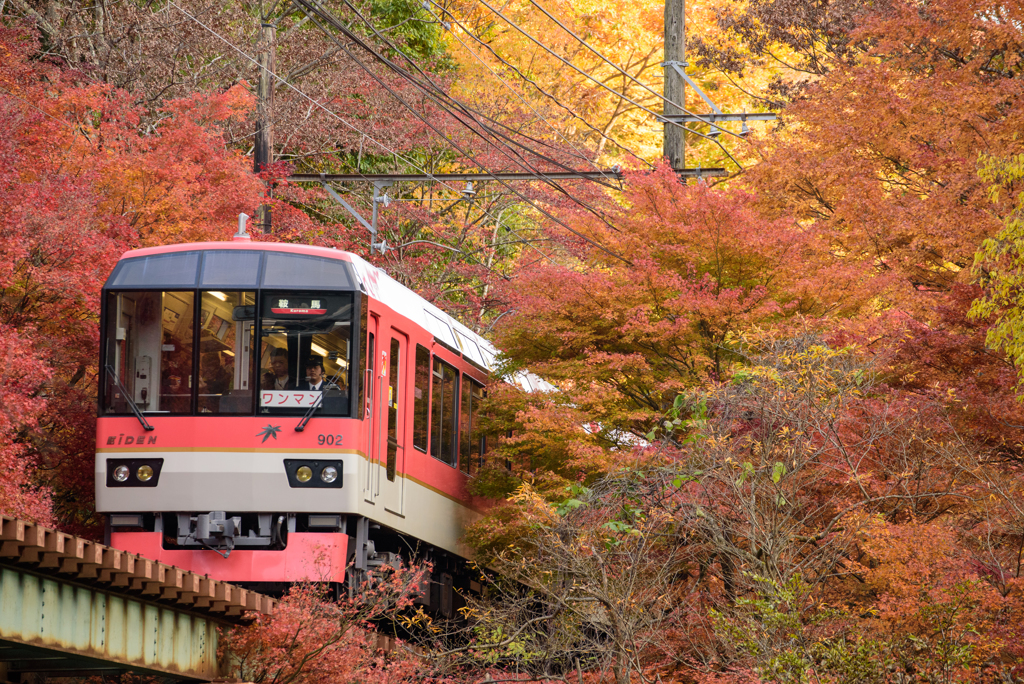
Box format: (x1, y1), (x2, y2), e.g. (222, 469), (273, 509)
(102, 291), (195, 415)
(200, 251), (262, 287)
(430, 357), (459, 467)
(258, 292), (354, 416)
(413, 345), (430, 452)
(197, 291), (256, 414)
(460, 378), (486, 475)
(105, 252), (200, 289)
(262, 253), (356, 289)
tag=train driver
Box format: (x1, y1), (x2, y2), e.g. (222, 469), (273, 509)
(303, 355), (341, 392)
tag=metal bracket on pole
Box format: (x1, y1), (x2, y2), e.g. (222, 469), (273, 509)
(661, 112), (778, 123)
(661, 61), (777, 135)
(370, 181), (393, 254)
(665, 62), (724, 116)
(663, 61), (725, 136)
(319, 175), (390, 254)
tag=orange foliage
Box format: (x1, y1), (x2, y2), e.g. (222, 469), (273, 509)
(222, 569), (428, 684)
(0, 24), (271, 531)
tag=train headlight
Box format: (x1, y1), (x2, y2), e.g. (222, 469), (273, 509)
(284, 460), (343, 488)
(106, 458), (164, 487)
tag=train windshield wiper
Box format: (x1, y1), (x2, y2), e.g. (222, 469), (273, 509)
(294, 366), (345, 432)
(295, 393), (324, 432)
(105, 364), (155, 432)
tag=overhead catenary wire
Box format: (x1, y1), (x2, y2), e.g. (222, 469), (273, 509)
(292, 0), (632, 259)
(165, 1), (468, 198)
(466, 0), (744, 141)
(526, 0), (691, 115)
(428, 0), (744, 172)
(163, 0), (539, 260)
(318, 0), (634, 238)
(299, 0), (630, 255)
(4, 0), (578, 276)
(419, 0), (653, 172)
(428, 15), (742, 172)
(167, 0), (628, 264)
(326, 0), (627, 198)
(421, 1), (623, 176)
(453, 0), (747, 169)
(164, 1), (554, 228)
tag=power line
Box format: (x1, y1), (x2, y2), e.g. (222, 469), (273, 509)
(167, 0), (628, 263)
(329, 0), (625, 196)
(296, 0), (626, 259)
(292, 0), (631, 260)
(421, 0), (653, 171)
(166, 0), (465, 198)
(448, 0), (749, 170)
(526, 0), (681, 115)
(163, 0), (538, 256)
(419, 0), (620, 176)
(464, 0), (745, 144)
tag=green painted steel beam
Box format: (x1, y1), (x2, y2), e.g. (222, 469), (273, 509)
(0, 567), (224, 681)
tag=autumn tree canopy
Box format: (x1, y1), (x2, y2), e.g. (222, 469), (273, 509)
(0, 24), (270, 528)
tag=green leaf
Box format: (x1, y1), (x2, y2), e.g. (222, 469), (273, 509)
(772, 462), (786, 484)
(556, 498), (585, 516)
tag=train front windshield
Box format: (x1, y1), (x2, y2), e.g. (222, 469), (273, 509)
(257, 293), (352, 415)
(101, 253), (356, 418)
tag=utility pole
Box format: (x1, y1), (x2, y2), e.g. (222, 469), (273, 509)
(663, 0), (685, 171)
(255, 20), (276, 232)
(660, 0), (775, 179)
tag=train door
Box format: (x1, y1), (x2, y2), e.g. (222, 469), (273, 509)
(381, 330), (407, 516)
(363, 313), (407, 516)
(364, 313), (379, 504)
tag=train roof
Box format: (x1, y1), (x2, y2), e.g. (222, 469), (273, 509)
(105, 241), (552, 392)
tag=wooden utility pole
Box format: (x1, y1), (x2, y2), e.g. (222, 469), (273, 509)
(255, 21), (276, 232)
(663, 0), (686, 171)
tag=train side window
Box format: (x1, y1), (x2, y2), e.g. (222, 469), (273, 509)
(197, 291), (256, 414)
(386, 338), (400, 481)
(413, 345), (430, 452)
(460, 378), (485, 475)
(101, 291), (194, 415)
(430, 357), (459, 467)
(357, 294), (368, 416)
(365, 332), (374, 416)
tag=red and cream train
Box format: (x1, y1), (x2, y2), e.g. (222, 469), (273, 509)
(96, 229), (534, 612)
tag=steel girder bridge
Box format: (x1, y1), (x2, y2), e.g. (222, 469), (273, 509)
(0, 515), (274, 682)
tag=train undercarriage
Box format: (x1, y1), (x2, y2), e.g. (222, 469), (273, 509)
(107, 511), (477, 618)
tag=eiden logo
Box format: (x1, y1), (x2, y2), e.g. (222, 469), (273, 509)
(106, 434), (157, 445)
(257, 424), (282, 443)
